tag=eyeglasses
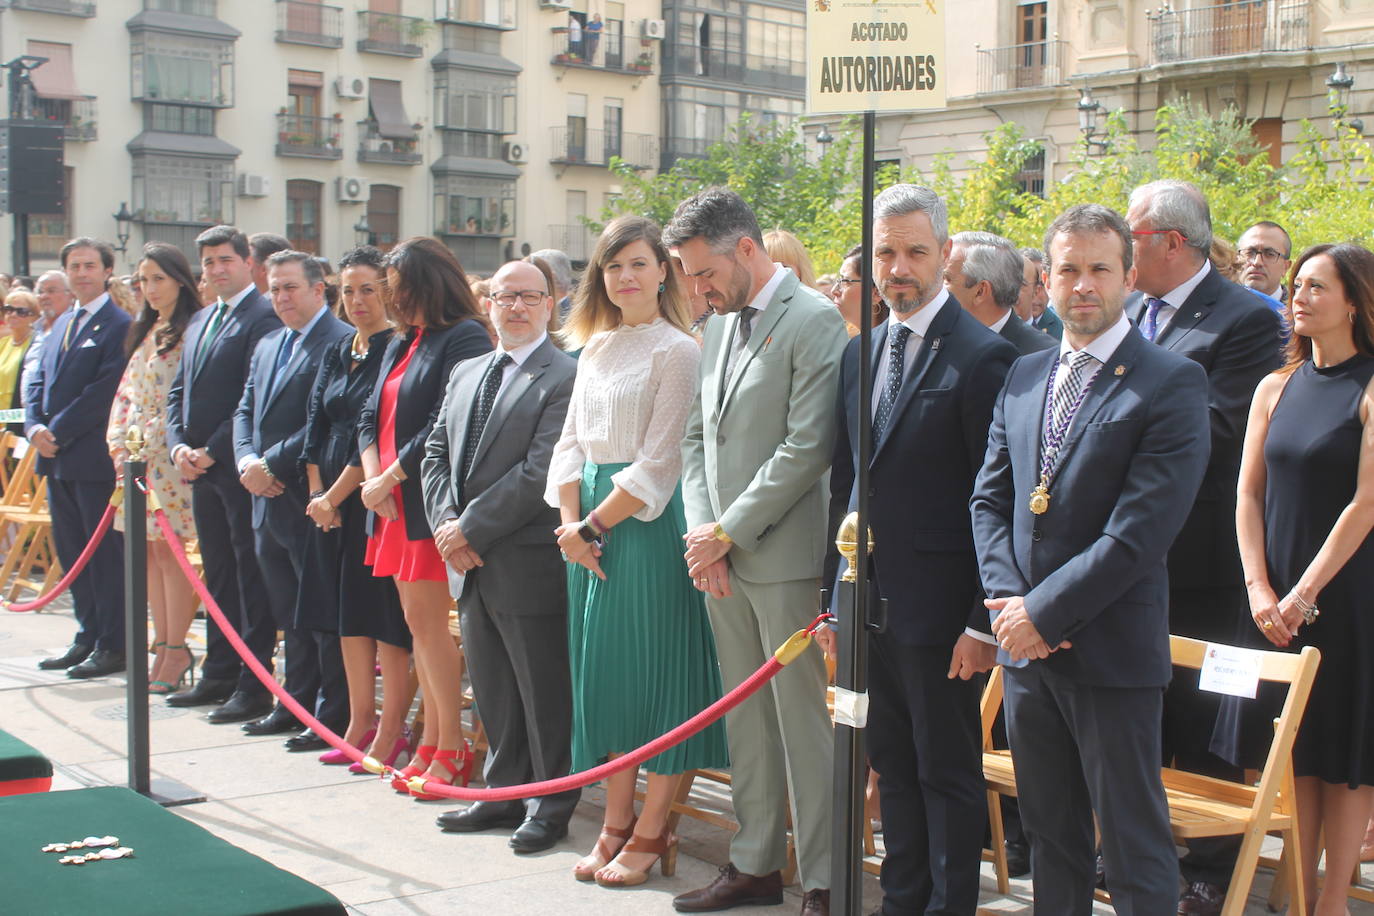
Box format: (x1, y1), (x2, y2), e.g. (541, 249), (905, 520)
(490, 290), (547, 308)
(833, 277), (863, 286)
(1239, 246), (1287, 263)
(1131, 228), (1188, 242)
(1, 306), (35, 317)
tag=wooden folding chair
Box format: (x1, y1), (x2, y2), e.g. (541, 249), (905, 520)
(1, 479), (58, 601)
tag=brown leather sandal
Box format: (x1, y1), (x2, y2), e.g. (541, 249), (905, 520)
(594, 830), (678, 887)
(573, 817), (636, 881)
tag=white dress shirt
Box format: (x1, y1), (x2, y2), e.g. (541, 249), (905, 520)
(871, 288), (948, 420)
(1146, 260), (1210, 335)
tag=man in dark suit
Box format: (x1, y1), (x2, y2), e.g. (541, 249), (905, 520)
(165, 225), (282, 723)
(233, 251), (352, 750)
(1017, 248), (1063, 341)
(25, 237), (131, 678)
(971, 203), (1212, 915)
(1125, 181), (1284, 914)
(947, 231), (1056, 357)
(422, 259), (580, 853)
(827, 188), (1015, 914)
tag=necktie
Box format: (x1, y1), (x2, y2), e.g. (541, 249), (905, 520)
(1049, 350), (1097, 436)
(873, 324), (913, 444)
(194, 301), (230, 375)
(725, 306), (759, 384)
(60, 310), (85, 355)
(462, 352), (513, 479)
(269, 330), (299, 399)
(1140, 297), (1167, 342)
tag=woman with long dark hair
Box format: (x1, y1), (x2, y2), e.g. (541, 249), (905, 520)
(302, 245), (413, 770)
(357, 236), (492, 797)
(107, 242), (203, 693)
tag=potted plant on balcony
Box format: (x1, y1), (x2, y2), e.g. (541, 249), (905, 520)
(632, 51), (653, 71)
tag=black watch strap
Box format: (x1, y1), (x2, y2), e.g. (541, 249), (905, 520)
(577, 522), (599, 543)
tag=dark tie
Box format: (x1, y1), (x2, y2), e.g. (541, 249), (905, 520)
(269, 330), (299, 399)
(1140, 297), (1167, 342)
(462, 352), (513, 479)
(1049, 350), (1096, 434)
(194, 300), (230, 375)
(737, 306), (758, 347)
(873, 324), (912, 444)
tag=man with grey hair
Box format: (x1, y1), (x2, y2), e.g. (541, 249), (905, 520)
(1019, 247), (1063, 340)
(22, 269), (75, 391)
(669, 187), (845, 916)
(530, 248), (574, 317)
(247, 232), (291, 294)
(1125, 180), (1282, 914)
(947, 231), (1055, 356)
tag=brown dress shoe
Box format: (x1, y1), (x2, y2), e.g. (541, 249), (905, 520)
(1177, 880), (1226, 916)
(800, 888), (829, 915)
(672, 863), (784, 912)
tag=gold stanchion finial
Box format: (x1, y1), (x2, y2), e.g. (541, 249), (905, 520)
(836, 511), (874, 584)
(125, 425), (145, 462)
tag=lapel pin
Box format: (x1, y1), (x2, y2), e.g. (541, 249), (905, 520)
(1193, 312), (1201, 319)
(1114, 365), (1126, 376)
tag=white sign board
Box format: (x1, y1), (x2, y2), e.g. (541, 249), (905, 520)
(1198, 642), (1264, 699)
(806, 0), (946, 115)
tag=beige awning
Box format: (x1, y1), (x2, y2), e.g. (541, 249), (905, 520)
(370, 79), (412, 139)
(27, 41), (86, 101)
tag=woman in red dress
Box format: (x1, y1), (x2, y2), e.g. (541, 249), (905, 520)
(357, 237), (493, 797)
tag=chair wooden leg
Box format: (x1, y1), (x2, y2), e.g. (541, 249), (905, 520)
(1267, 844), (1290, 912)
(987, 790), (1009, 895)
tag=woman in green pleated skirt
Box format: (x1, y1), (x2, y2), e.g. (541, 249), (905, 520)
(546, 216), (728, 889)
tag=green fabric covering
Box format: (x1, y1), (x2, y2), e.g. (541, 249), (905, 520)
(0, 728), (51, 781)
(0, 787), (344, 916)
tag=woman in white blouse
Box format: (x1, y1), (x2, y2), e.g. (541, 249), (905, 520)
(547, 216), (729, 888)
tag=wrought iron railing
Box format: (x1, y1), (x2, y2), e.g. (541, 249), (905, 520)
(358, 121), (422, 165)
(1148, 1), (1309, 65)
(549, 126), (656, 169)
(976, 39), (1069, 94)
(357, 11), (429, 57)
(34, 96), (97, 141)
(275, 113), (343, 160)
(275, 0), (344, 48)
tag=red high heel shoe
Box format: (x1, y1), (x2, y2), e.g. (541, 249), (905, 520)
(391, 744), (436, 793)
(408, 742), (474, 801)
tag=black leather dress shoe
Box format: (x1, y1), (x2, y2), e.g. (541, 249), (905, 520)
(508, 816), (568, 854)
(166, 677), (236, 707)
(67, 649), (126, 679)
(1178, 880), (1226, 916)
(241, 706), (302, 736)
(1004, 839), (1031, 878)
(206, 691), (273, 724)
(436, 802), (524, 833)
(284, 729), (329, 752)
(38, 643), (92, 670)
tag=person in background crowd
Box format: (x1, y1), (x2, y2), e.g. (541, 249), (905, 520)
(567, 11), (583, 59)
(762, 229), (819, 290)
(524, 256), (562, 334)
(2, 289), (38, 431)
(165, 225), (282, 724)
(248, 232), (291, 295)
(669, 189), (843, 916)
(584, 13), (603, 64)
(1230, 242), (1374, 915)
(196, 271), (216, 307)
(946, 231), (1056, 357)
(107, 275), (138, 316)
(26, 237), (132, 679)
(1019, 247), (1062, 340)
(531, 248), (575, 319)
(816, 273), (836, 294)
(0, 272), (10, 295)
(1209, 238), (1244, 283)
(425, 260), (580, 853)
(828, 186), (1015, 914)
(1236, 220), (1293, 306)
(1125, 180), (1283, 915)
(107, 243), (202, 694)
(358, 237), (492, 798)
(547, 216), (729, 885)
(302, 245), (412, 771)
(827, 244), (888, 337)
(23, 270), (75, 392)
(972, 203), (1211, 916)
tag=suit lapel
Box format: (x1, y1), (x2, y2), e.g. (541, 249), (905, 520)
(1044, 332), (1143, 480)
(719, 275), (795, 414)
(1155, 278), (1216, 348)
(472, 348), (547, 474)
(53, 299), (108, 379)
(1019, 351), (1055, 476)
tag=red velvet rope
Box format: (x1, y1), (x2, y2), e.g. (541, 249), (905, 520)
(153, 503), (823, 801)
(4, 502), (118, 613)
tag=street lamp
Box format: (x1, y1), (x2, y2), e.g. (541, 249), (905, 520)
(112, 201), (133, 254)
(1077, 87), (1110, 154)
(353, 214), (371, 246)
(1326, 62), (1364, 135)
(816, 125), (834, 148)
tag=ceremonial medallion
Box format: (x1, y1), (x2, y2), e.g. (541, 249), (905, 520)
(1029, 484), (1049, 515)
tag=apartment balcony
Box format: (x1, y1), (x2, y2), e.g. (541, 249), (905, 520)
(1148, 0), (1310, 66)
(6, 0), (96, 15)
(551, 29), (653, 75)
(275, 0), (343, 49)
(550, 126), (656, 170)
(144, 0), (217, 14)
(275, 113), (343, 160)
(34, 96), (97, 141)
(548, 224), (592, 264)
(357, 11), (428, 57)
(358, 121), (421, 165)
(435, 0), (514, 30)
(976, 40), (1069, 94)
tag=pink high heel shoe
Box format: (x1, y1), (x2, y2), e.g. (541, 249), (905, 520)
(319, 726), (375, 765)
(350, 728), (413, 774)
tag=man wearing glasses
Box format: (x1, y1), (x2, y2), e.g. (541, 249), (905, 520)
(1125, 180), (1283, 916)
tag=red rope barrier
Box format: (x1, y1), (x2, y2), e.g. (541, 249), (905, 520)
(153, 503), (825, 801)
(4, 501), (119, 613)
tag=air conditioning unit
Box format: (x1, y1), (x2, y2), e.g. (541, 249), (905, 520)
(334, 75), (367, 100)
(237, 173), (271, 198)
(336, 176), (369, 203)
(641, 18), (666, 40)
(539, 0), (571, 9)
(502, 141), (527, 164)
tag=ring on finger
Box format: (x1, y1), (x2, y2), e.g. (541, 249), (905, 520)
(1262, 620), (1274, 630)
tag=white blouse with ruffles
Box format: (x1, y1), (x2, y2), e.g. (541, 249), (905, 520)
(545, 317), (700, 522)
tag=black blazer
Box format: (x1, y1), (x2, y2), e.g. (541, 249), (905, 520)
(999, 312), (1057, 356)
(167, 289), (282, 470)
(357, 319), (493, 540)
(970, 328), (1211, 687)
(831, 300), (1017, 646)
(1129, 266), (1283, 591)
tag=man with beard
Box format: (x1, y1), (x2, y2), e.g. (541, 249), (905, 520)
(971, 203), (1210, 915)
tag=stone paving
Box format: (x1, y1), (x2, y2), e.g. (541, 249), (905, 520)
(3, 601), (1371, 914)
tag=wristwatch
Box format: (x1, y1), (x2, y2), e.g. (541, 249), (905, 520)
(713, 523), (733, 544)
(577, 522), (601, 543)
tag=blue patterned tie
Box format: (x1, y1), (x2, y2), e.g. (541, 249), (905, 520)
(873, 324), (912, 444)
(1141, 297), (1167, 342)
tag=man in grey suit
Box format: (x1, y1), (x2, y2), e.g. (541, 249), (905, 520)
(947, 231), (1056, 357)
(422, 260), (580, 854)
(971, 204), (1211, 915)
(667, 189), (846, 916)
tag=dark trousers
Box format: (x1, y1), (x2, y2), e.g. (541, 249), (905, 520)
(867, 635), (984, 915)
(1165, 585), (1246, 887)
(48, 478), (125, 651)
(460, 578), (579, 823)
(191, 467), (273, 688)
(1004, 664), (1178, 916)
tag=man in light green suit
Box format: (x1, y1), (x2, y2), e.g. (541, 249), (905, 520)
(666, 189), (847, 916)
